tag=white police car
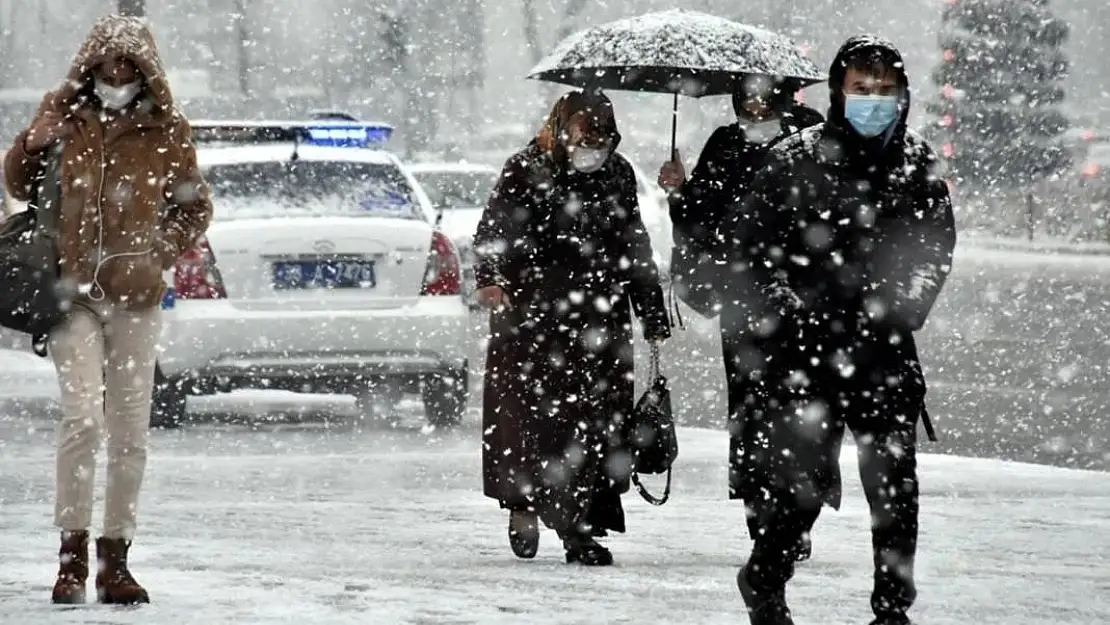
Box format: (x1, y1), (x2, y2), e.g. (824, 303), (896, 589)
(403, 161), (501, 307)
(152, 120), (469, 429)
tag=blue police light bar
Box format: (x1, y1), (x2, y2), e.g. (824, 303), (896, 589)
(190, 120), (394, 148)
(305, 124), (393, 147)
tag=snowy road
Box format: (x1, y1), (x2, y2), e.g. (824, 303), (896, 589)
(1, 421), (1108, 624)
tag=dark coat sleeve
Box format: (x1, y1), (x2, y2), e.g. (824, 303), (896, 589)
(472, 159), (520, 291)
(666, 125), (741, 318)
(869, 156), (957, 332)
(617, 157), (671, 341)
(668, 125), (740, 236)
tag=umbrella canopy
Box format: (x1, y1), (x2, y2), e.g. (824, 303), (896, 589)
(527, 9), (826, 98)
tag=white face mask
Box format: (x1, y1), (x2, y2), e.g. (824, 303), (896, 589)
(94, 79), (141, 110)
(570, 147), (609, 173)
(742, 119), (782, 144)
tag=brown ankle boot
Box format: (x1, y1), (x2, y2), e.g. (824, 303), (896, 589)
(95, 537), (150, 605)
(52, 531), (89, 604)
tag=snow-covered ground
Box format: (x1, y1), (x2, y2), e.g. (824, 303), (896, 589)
(0, 236), (1108, 623)
(0, 419), (1107, 624)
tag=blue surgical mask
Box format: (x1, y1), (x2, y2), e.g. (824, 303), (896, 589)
(843, 94), (900, 138)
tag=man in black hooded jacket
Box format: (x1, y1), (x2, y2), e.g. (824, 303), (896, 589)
(721, 36), (957, 625)
(657, 76), (823, 561)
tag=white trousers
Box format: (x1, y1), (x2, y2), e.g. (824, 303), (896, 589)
(49, 300), (162, 540)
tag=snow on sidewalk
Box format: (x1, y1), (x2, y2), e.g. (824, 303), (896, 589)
(0, 425), (1107, 624)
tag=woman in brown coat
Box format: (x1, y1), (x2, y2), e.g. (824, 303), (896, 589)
(3, 15), (212, 605)
(474, 90), (671, 566)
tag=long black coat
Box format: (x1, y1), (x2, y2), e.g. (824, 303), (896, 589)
(720, 116), (957, 509)
(669, 104), (824, 323)
(475, 141), (670, 534)
(665, 105), (823, 513)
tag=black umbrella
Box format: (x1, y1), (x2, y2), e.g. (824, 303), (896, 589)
(527, 9), (826, 155)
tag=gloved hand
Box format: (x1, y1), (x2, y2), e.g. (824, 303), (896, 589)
(763, 283), (803, 314)
(657, 149), (686, 190)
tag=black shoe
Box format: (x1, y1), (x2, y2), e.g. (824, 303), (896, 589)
(563, 535), (613, 566)
(793, 534), (812, 563)
(736, 565), (794, 625)
(868, 616), (912, 625)
(508, 511), (539, 559)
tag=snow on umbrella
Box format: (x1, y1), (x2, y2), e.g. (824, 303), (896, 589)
(527, 9), (826, 154)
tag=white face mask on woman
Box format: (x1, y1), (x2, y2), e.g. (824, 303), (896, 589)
(94, 79), (141, 110)
(741, 118), (782, 144)
(570, 147), (609, 173)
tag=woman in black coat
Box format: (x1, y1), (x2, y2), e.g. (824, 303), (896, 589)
(656, 75), (823, 557)
(473, 90), (671, 566)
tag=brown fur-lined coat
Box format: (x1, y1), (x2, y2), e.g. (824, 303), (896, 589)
(3, 15), (212, 309)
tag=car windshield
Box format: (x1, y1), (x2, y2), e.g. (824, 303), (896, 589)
(411, 170), (497, 210)
(202, 160), (422, 220)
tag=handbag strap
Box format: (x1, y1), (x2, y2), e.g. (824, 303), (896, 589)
(666, 282), (686, 331)
(632, 467), (672, 506)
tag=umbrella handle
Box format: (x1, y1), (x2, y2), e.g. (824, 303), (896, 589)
(670, 92), (678, 160)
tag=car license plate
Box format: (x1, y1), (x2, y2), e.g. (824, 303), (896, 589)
(271, 259), (377, 290)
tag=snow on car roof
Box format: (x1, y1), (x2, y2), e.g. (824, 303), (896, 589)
(197, 144), (399, 167)
(404, 161), (500, 174)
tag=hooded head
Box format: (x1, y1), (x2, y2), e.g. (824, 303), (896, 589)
(826, 35), (910, 143)
(730, 74), (800, 122)
(731, 74), (809, 144)
(51, 15), (176, 124)
(536, 90), (621, 173)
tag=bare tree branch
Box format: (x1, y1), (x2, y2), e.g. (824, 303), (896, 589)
(522, 0), (543, 66)
(118, 0), (145, 17)
(233, 0), (250, 96)
(555, 0), (588, 42)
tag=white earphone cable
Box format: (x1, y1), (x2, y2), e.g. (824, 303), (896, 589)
(87, 138), (151, 302)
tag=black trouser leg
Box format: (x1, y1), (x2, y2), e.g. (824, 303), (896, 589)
(745, 500), (821, 592)
(854, 427), (919, 619)
(721, 331), (765, 540)
(742, 390), (837, 588)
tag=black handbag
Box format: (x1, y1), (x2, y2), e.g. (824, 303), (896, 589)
(0, 143), (69, 344)
(628, 344), (679, 505)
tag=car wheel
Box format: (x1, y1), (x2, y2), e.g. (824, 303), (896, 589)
(150, 366), (188, 429)
(422, 367), (467, 429)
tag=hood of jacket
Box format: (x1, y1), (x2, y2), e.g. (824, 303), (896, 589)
(826, 35), (911, 143)
(49, 15), (176, 126)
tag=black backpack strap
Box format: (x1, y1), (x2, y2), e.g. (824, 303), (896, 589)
(31, 143), (63, 242)
(921, 411), (938, 442)
(632, 467), (672, 506)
